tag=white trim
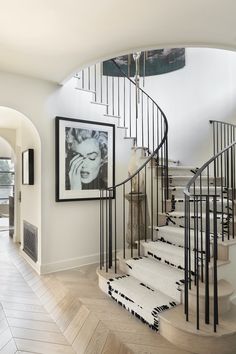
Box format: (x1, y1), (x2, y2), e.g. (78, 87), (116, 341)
(40, 252), (100, 274)
(19, 247), (41, 274)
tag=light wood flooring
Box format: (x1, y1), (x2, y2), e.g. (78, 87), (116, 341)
(0, 230), (192, 354)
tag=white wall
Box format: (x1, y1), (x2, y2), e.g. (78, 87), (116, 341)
(142, 48), (236, 166)
(0, 71), (131, 273)
(0, 136), (13, 158)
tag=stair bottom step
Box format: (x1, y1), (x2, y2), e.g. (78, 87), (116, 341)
(100, 273), (178, 331)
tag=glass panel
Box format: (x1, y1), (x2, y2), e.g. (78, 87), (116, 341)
(0, 159), (15, 204)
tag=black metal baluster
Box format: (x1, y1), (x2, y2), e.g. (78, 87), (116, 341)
(147, 97), (150, 151)
(161, 116), (164, 213)
(196, 196), (200, 330)
(152, 102), (155, 153)
(94, 65), (97, 101)
(205, 195), (210, 325)
(100, 189), (103, 269)
(165, 136), (169, 206)
(213, 195), (219, 332)
(194, 184), (197, 286)
(184, 194), (189, 321)
(112, 76), (115, 117)
(138, 172), (141, 256)
(129, 80), (132, 137)
(221, 143), (224, 241)
(117, 77), (120, 119)
(114, 188), (117, 273)
(156, 116), (159, 222)
(109, 190), (112, 268)
(123, 184), (126, 259)
(227, 149), (230, 240)
(88, 67), (91, 91)
(151, 152), (154, 241)
(216, 122), (219, 175)
(131, 179), (133, 258)
(106, 75), (109, 115)
(141, 92), (144, 147)
(232, 144), (235, 239)
(100, 63), (103, 103)
(106, 189), (108, 272)
(123, 77), (126, 127)
(213, 121), (216, 155)
(144, 164), (147, 241)
(200, 174), (204, 282)
(188, 191), (192, 290)
(82, 69), (85, 89)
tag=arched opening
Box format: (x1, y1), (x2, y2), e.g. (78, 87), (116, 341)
(0, 137), (15, 237)
(0, 106), (42, 272)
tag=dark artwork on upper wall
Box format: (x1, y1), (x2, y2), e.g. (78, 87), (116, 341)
(55, 117), (115, 201)
(103, 48), (185, 77)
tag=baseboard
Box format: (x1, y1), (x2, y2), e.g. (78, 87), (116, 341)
(40, 252), (100, 274)
(19, 248), (41, 275)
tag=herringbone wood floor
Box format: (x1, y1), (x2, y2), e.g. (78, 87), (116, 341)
(0, 229), (191, 354)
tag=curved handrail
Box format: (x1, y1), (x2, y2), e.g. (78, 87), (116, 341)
(104, 59), (168, 191)
(184, 119), (236, 197)
(184, 140), (236, 197)
(209, 119), (236, 128)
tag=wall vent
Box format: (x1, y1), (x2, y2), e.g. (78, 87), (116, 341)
(23, 221), (38, 262)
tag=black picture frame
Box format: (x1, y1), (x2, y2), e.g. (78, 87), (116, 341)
(22, 149), (34, 185)
(55, 116), (115, 202)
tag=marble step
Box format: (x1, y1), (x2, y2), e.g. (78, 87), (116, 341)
(153, 225), (233, 262)
(172, 197), (233, 214)
(168, 166), (201, 177)
(170, 185), (226, 199)
(118, 256), (183, 302)
(141, 239), (197, 272)
(166, 211), (230, 232)
(169, 175), (222, 187)
(103, 274), (178, 331)
(141, 237), (229, 282)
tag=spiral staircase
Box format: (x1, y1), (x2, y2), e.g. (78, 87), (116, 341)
(74, 59), (236, 354)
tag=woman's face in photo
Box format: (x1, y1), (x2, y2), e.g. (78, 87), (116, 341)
(74, 138), (102, 184)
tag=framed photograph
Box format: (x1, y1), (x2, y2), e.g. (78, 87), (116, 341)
(55, 117), (115, 201)
(22, 149), (34, 185)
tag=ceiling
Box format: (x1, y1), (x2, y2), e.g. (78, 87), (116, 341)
(0, 0), (236, 84)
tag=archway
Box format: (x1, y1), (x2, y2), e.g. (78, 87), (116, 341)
(0, 107), (42, 272)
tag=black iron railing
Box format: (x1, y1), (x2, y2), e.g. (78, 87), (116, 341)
(99, 59), (169, 273)
(184, 120), (236, 332)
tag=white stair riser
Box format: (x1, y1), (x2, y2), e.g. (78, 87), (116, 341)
(141, 242), (228, 284)
(169, 177), (222, 187)
(141, 243), (194, 272)
(172, 199), (231, 214)
(167, 214), (228, 232)
(168, 167), (201, 176)
(187, 289), (233, 316)
(171, 186), (225, 199)
(119, 258), (182, 303)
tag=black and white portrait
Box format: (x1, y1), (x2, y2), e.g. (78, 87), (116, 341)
(55, 117), (115, 201)
(65, 128), (108, 190)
